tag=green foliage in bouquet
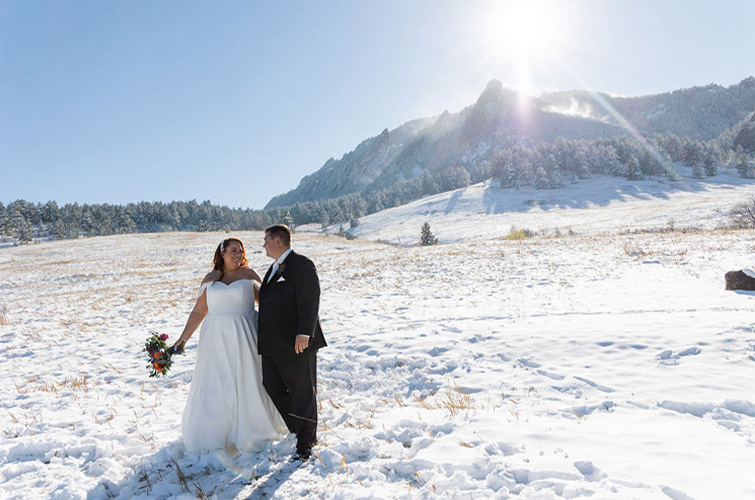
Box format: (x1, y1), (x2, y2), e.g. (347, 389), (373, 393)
(144, 331), (174, 378)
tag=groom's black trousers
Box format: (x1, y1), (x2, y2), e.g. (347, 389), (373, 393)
(262, 351), (317, 454)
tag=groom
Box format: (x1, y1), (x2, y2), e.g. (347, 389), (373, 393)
(258, 224), (326, 460)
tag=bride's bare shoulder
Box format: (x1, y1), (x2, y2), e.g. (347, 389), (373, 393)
(202, 270), (222, 284)
(240, 266), (262, 281)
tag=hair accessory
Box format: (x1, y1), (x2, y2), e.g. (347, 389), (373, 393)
(220, 241), (225, 252)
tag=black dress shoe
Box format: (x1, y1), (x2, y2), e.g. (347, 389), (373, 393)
(292, 450), (311, 461)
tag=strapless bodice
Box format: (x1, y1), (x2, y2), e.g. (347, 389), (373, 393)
(203, 279), (256, 315)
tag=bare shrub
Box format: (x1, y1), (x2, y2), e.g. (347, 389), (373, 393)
(730, 197), (755, 228)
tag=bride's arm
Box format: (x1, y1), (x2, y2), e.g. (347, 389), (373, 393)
(171, 284), (210, 351)
(253, 280), (261, 305)
(243, 267), (263, 305)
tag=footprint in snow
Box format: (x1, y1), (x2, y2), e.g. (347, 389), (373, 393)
(572, 401), (615, 417)
(428, 346), (449, 356)
(517, 358), (541, 369)
(574, 461), (604, 482)
(537, 369), (565, 381)
(574, 376), (614, 393)
(657, 347), (701, 365)
(661, 485), (696, 500)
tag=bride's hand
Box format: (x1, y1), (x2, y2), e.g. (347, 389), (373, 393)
(170, 338), (186, 354)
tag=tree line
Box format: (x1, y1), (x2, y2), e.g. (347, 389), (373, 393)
(0, 199), (286, 244)
(3, 133), (753, 245)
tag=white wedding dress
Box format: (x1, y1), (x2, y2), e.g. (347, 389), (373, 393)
(182, 279), (286, 452)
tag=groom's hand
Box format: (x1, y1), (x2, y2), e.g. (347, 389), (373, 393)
(295, 334), (309, 354)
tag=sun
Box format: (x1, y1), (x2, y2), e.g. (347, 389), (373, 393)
(477, 0), (570, 94)
(494, 1), (556, 54)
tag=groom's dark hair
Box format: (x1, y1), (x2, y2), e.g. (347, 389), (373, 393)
(265, 224), (291, 246)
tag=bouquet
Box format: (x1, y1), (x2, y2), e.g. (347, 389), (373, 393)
(144, 331), (178, 378)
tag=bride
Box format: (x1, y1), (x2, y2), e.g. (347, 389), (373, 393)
(172, 238), (285, 452)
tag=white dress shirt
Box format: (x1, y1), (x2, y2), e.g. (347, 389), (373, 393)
(267, 248), (293, 283)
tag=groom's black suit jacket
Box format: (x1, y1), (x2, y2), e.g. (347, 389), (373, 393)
(258, 250), (326, 358)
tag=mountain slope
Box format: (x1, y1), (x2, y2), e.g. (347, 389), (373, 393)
(267, 116), (437, 208)
(266, 77), (755, 210)
(540, 76), (755, 141)
(366, 81), (628, 192)
(311, 166), (755, 244)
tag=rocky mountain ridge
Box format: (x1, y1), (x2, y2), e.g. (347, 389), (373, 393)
(266, 77), (755, 209)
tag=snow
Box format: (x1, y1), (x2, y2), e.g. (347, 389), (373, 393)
(546, 98), (596, 119)
(326, 166), (755, 245)
(646, 105), (667, 121)
(2, 170), (755, 499)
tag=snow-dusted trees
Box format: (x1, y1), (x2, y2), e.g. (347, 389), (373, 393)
(0, 199), (273, 243)
(439, 166), (471, 192)
(487, 133), (740, 188)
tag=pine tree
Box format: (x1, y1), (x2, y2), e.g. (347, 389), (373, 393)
(549, 169), (565, 188)
(625, 157), (643, 180)
(0, 203), (7, 238)
(12, 210), (33, 243)
(535, 166), (550, 189)
(703, 149), (719, 176)
(692, 163), (705, 179)
(318, 208), (330, 230)
(420, 222), (438, 246)
(53, 218), (66, 240)
(737, 151), (754, 178)
(117, 212), (137, 234)
(278, 209), (295, 232)
(80, 208), (95, 236)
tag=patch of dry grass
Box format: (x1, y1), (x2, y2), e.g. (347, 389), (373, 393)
(416, 382), (475, 416)
(15, 375), (88, 395)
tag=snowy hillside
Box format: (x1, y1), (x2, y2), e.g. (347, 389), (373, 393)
(2, 212), (755, 498)
(319, 167), (755, 245)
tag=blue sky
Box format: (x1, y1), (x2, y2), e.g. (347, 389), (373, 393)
(1, 0), (753, 209)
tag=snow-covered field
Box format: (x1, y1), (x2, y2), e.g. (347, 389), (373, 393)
(329, 168), (755, 245)
(2, 174), (755, 499)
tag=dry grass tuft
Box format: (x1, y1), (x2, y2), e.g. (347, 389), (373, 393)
(171, 458), (190, 493)
(416, 382), (475, 416)
(95, 412), (115, 425)
(503, 228), (534, 241)
(192, 481), (216, 499)
(440, 383), (474, 415)
(137, 467), (153, 494)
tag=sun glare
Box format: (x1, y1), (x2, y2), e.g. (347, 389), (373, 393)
(499, 2), (554, 53)
(478, 0), (570, 94)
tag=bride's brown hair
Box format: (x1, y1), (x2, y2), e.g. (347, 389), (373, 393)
(212, 238), (248, 273)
